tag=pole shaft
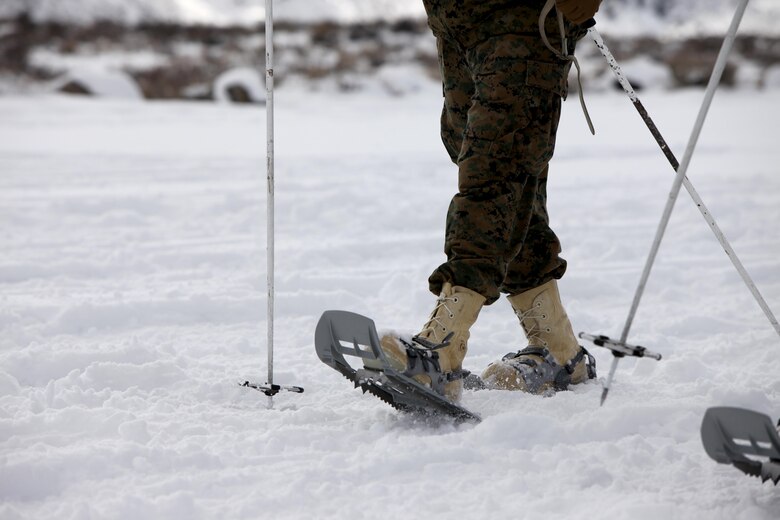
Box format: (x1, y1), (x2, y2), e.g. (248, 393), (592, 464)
(590, 31), (680, 171)
(600, 356), (619, 405)
(265, 0), (275, 392)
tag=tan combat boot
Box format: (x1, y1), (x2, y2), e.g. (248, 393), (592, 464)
(481, 279), (595, 393)
(380, 283), (485, 402)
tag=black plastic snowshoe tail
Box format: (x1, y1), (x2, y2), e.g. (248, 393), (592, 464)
(701, 407), (780, 485)
(315, 310), (481, 423)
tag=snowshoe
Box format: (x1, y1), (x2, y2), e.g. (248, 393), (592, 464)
(701, 406), (780, 484)
(315, 310), (481, 423)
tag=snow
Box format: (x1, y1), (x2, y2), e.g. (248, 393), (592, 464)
(29, 48), (169, 74)
(614, 56), (675, 91)
(49, 66), (144, 99)
(1, 76), (780, 518)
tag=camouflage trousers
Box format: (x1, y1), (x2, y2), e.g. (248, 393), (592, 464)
(427, 31), (574, 304)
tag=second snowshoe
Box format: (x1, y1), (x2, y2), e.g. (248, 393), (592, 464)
(701, 406), (780, 485)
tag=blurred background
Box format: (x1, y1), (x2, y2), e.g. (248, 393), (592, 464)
(1, 0), (780, 102)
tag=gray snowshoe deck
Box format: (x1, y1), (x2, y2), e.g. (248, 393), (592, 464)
(701, 406), (780, 484)
(315, 310), (481, 423)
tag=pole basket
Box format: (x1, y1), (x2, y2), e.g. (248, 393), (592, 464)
(240, 380), (304, 397)
(579, 332), (662, 361)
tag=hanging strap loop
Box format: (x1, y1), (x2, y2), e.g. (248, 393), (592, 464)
(539, 0), (595, 135)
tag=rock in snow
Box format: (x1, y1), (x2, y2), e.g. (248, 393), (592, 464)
(51, 66), (144, 99)
(213, 67), (266, 104)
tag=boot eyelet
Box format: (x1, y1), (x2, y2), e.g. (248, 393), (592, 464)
(541, 314), (547, 320)
(545, 327), (551, 333)
(535, 302), (542, 308)
(453, 297), (459, 303)
(449, 314), (454, 318)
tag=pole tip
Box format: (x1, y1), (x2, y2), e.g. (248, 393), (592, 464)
(600, 388), (609, 407)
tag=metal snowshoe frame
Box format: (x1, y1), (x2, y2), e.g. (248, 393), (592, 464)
(315, 310), (481, 422)
(579, 0), (780, 405)
(701, 407), (780, 485)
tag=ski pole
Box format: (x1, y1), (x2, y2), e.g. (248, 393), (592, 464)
(586, 0), (780, 404)
(237, 1), (304, 403)
(266, 0), (276, 409)
(239, 0), (282, 405)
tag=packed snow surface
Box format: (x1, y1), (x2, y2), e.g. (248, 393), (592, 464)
(2, 78), (780, 518)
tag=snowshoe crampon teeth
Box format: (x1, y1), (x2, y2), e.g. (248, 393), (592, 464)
(315, 310), (480, 422)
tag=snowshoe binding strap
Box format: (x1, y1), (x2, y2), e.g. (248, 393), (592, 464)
(400, 333), (468, 397)
(502, 345), (596, 393)
(410, 331), (454, 351)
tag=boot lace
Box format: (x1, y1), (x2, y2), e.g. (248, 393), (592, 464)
(515, 301), (551, 348)
(419, 293), (460, 343)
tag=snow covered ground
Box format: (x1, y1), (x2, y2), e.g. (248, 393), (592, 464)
(1, 79), (780, 519)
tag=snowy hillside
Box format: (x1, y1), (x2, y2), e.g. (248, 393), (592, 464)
(1, 82), (780, 517)
(2, 0), (779, 36)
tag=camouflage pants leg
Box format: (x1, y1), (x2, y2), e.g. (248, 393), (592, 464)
(500, 164), (567, 296)
(428, 33), (569, 304)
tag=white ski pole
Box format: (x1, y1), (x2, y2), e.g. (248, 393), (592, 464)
(238, 0), (304, 402)
(266, 0), (275, 408)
